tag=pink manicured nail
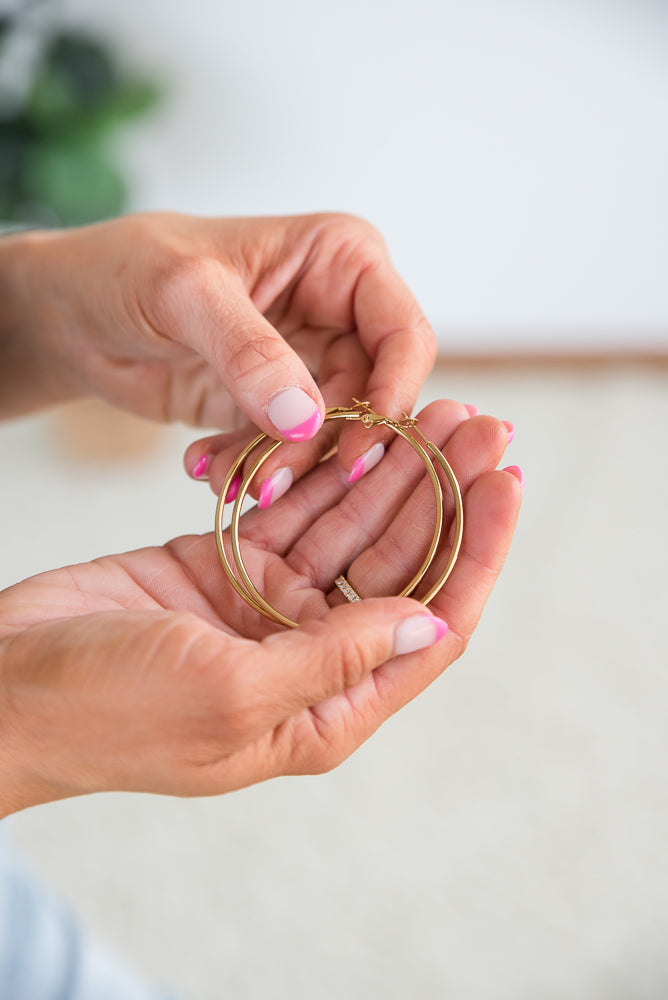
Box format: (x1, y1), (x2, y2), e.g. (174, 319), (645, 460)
(464, 404), (479, 417)
(347, 442), (385, 484)
(224, 474), (242, 504)
(192, 454), (212, 479)
(503, 465), (525, 488)
(258, 467), (294, 510)
(393, 614), (449, 656)
(503, 421), (515, 444)
(267, 388), (323, 442)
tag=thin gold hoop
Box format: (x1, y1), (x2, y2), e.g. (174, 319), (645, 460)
(215, 400), (464, 629)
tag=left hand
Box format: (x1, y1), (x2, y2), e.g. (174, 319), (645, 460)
(0, 401), (520, 813)
(7, 211), (436, 488)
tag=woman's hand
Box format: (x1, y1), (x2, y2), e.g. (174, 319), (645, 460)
(0, 402), (521, 816)
(1, 212), (436, 488)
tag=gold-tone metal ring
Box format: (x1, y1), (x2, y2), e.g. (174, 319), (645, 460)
(215, 400), (464, 629)
(335, 576), (362, 603)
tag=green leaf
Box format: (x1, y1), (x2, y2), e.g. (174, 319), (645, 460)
(46, 33), (117, 106)
(0, 15), (13, 56)
(22, 144), (127, 226)
(26, 72), (162, 141)
(25, 63), (78, 128)
(0, 127), (28, 194)
(24, 30), (162, 138)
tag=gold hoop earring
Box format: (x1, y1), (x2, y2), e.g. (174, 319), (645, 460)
(215, 399), (464, 629)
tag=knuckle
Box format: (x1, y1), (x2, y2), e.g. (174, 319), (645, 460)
(153, 253), (222, 317)
(171, 253), (221, 290)
(155, 613), (221, 676)
(417, 316), (438, 361)
(287, 713), (347, 776)
(317, 212), (386, 252)
(224, 331), (280, 382)
(309, 748), (344, 776)
(319, 742), (349, 774)
(327, 626), (377, 691)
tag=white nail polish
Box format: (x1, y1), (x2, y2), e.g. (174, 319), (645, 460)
(393, 614), (448, 656)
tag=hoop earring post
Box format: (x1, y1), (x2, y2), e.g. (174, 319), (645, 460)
(215, 401), (464, 629)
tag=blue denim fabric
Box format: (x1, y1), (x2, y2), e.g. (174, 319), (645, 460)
(0, 823), (181, 1000)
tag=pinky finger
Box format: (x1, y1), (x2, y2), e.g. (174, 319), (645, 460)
(183, 429), (251, 493)
(192, 419), (345, 505)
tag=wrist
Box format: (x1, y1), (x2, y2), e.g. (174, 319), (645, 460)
(0, 640), (33, 818)
(0, 229), (83, 418)
(0, 627), (66, 817)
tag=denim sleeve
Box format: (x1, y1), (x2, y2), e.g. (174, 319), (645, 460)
(0, 822), (183, 1000)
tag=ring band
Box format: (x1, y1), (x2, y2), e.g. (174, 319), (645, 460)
(335, 576), (362, 603)
(215, 399), (464, 629)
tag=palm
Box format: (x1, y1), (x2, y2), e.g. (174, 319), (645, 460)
(0, 401), (520, 813)
(4, 401), (501, 632)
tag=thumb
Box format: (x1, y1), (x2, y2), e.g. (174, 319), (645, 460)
(255, 598), (450, 721)
(162, 257), (325, 439)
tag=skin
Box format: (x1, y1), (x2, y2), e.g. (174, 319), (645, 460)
(0, 216), (522, 817)
(0, 211), (437, 490)
(0, 400), (520, 816)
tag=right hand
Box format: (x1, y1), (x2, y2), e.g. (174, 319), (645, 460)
(2, 212), (437, 492)
(0, 401), (521, 816)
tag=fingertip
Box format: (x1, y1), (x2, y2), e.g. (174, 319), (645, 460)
(393, 613), (449, 656)
(192, 454), (212, 480)
(224, 473), (242, 504)
(266, 387), (324, 442)
(258, 467), (294, 509)
(336, 422), (392, 482)
(502, 464), (525, 489)
(347, 441), (385, 484)
(502, 421), (515, 444)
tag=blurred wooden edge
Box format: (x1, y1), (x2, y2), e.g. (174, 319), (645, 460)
(51, 399), (166, 463)
(434, 349), (668, 371)
(50, 348), (668, 462)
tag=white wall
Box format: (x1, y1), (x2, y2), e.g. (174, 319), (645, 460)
(59, 0), (668, 351)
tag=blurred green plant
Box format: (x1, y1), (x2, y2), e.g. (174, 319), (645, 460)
(0, 22), (161, 226)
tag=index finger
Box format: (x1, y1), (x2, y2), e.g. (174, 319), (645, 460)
(336, 257), (438, 476)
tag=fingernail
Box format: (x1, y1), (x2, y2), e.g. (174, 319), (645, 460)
(258, 467), (294, 510)
(192, 454), (212, 480)
(224, 473), (242, 504)
(503, 464), (525, 489)
(393, 614), (449, 656)
(464, 404), (479, 417)
(267, 388), (323, 442)
(347, 442), (385, 484)
(503, 421), (515, 444)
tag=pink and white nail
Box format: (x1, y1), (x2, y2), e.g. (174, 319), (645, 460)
(503, 464), (525, 488)
(258, 467), (294, 510)
(192, 454), (212, 479)
(393, 614), (449, 656)
(347, 442), (385, 484)
(224, 474), (242, 504)
(267, 388), (323, 442)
